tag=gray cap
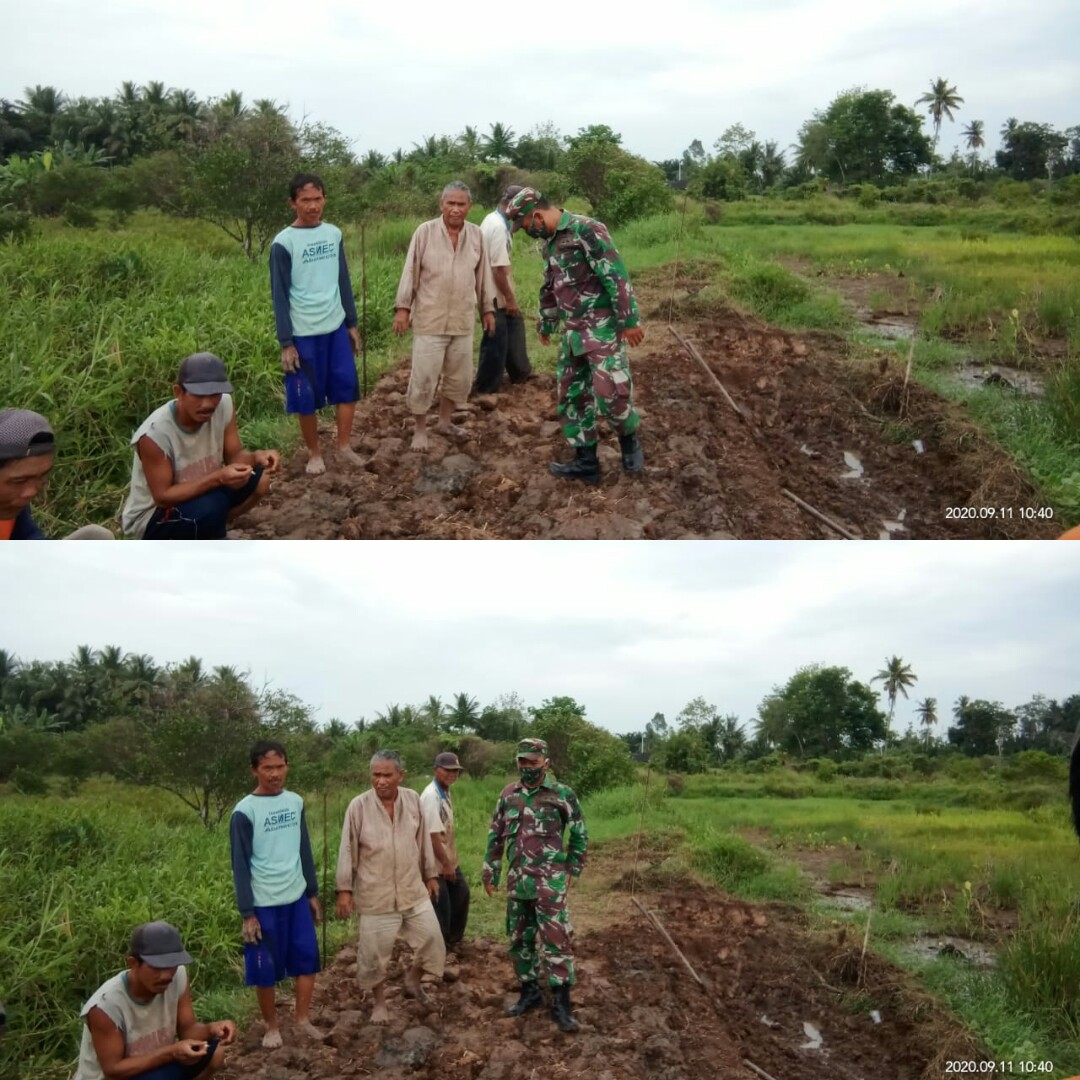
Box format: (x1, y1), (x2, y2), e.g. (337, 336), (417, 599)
(128, 921), (193, 968)
(177, 353), (233, 395)
(0, 410), (55, 462)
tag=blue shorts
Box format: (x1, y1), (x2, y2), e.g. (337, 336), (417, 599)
(142, 465), (264, 540)
(244, 894), (320, 987)
(137, 1038), (218, 1080)
(285, 322), (360, 414)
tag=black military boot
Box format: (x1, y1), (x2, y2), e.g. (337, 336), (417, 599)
(618, 432), (644, 473)
(550, 985), (580, 1033)
(506, 981), (544, 1017)
(548, 444), (600, 484)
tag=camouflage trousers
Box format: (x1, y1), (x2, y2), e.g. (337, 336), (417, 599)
(556, 339), (639, 447)
(506, 890), (575, 988)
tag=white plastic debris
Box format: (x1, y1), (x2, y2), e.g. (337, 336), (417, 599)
(840, 451), (865, 479)
(760, 1014), (779, 1027)
(870, 1010), (882, 1024)
(913, 440), (925, 454)
(800, 1021), (824, 1050)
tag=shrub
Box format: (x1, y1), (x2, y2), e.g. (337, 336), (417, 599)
(455, 735), (499, 779)
(10, 766), (48, 795)
(0, 208), (33, 243)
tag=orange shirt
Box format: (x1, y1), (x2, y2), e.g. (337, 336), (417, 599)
(0, 518), (14, 540)
(1059, 525), (1080, 540)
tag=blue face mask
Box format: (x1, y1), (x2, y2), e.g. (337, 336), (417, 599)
(518, 766), (545, 785)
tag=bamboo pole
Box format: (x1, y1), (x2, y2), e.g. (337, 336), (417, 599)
(321, 789), (328, 971)
(631, 896), (707, 988)
(780, 488), (858, 540)
(668, 325), (745, 420)
(360, 224), (368, 396)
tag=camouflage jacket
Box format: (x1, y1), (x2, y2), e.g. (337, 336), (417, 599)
(538, 212), (640, 357)
(482, 776), (588, 900)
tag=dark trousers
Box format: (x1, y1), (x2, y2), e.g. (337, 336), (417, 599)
(473, 308), (531, 394)
(432, 866), (470, 945)
(142, 466), (263, 540)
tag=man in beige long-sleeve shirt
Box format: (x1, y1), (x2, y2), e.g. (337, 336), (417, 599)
(335, 750), (444, 1024)
(393, 181), (496, 452)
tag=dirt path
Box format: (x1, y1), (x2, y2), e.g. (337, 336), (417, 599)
(217, 838), (990, 1080)
(235, 298), (1056, 540)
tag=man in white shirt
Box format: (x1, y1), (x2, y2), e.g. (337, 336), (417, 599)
(74, 921), (236, 1080)
(473, 185), (532, 395)
(334, 751), (443, 1023)
(418, 752), (470, 948)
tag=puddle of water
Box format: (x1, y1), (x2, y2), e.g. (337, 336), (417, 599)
(824, 889), (873, 911)
(903, 933), (997, 968)
(952, 364), (1046, 398)
(855, 307), (917, 340)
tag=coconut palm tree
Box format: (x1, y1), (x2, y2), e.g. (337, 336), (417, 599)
(457, 125), (481, 163)
(483, 122), (516, 163)
(872, 656), (918, 742)
(961, 120), (985, 174)
(916, 77), (963, 175)
(915, 697), (938, 749)
(447, 692), (480, 733)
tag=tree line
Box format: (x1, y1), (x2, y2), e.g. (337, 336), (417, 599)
(2, 648), (1075, 805)
(2, 78), (1077, 251)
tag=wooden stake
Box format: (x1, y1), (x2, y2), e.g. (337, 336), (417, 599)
(780, 488), (858, 540)
(858, 907), (873, 989)
(631, 896), (707, 988)
(668, 326), (745, 420)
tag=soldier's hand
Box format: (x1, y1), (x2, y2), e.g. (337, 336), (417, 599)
(623, 327), (645, 347)
(538, 334), (551, 347)
(484, 882), (496, 898)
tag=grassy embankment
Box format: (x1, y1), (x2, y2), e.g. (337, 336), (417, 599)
(3, 763), (1078, 1078)
(2, 198), (1078, 531)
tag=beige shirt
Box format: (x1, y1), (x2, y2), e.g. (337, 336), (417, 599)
(335, 787), (438, 915)
(419, 779), (458, 869)
(480, 209), (514, 308)
(394, 217), (495, 335)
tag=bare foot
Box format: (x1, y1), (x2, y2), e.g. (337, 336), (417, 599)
(410, 429), (431, 453)
(435, 422), (466, 440)
(403, 969), (433, 1006)
(370, 1001), (390, 1025)
(305, 455), (326, 475)
(294, 1019), (325, 1042)
(337, 446), (365, 467)
(261, 1028), (283, 1050)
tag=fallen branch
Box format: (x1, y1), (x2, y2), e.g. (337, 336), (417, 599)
(631, 896), (707, 988)
(668, 326), (745, 421)
(900, 341), (914, 419)
(780, 489), (858, 540)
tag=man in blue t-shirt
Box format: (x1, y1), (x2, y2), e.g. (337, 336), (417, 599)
(229, 741), (323, 1049)
(270, 175), (363, 476)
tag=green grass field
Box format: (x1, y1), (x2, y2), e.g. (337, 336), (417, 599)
(3, 201), (1078, 531)
(3, 766), (1078, 1078)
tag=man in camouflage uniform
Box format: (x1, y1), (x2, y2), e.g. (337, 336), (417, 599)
(482, 738), (588, 1033)
(504, 187), (645, 484)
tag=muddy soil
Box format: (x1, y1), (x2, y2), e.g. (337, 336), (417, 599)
(217, 880), (987, 1080)
(235, 305), (1056, 540)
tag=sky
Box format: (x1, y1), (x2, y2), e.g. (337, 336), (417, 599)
(3, 542), (1076, 739)
(4, 0), (1078, 163)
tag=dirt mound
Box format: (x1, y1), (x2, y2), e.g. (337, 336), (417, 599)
(217, 886), (982, 1080)
(235, 311), (1057, 540)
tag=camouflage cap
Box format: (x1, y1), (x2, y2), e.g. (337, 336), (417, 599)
(516, 737), (549, 758)
(504, 186), (543, 231)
